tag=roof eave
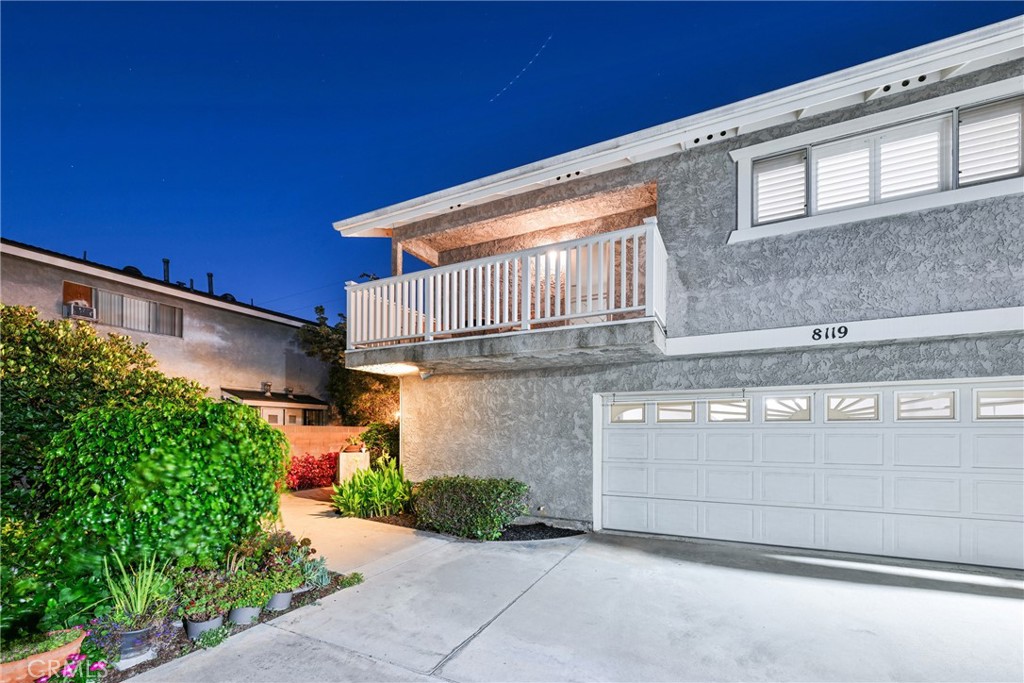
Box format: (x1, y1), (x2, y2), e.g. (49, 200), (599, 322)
(332, 16), (1024, 239)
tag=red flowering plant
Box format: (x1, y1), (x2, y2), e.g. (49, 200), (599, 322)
(285, 453), (337, 490)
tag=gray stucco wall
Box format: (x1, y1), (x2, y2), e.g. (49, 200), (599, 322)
(1, 253), (328, 399)
(394, 60), (1024, 339)
(402, 334), (1024, 525)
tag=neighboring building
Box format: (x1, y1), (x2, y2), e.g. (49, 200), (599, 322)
(222, 385), (329, 427)
(332, 19), (1024, 568)
(0, 238), (329, 423)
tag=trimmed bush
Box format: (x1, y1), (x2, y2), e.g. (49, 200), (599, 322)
(414, 476), (529, 540)
(44, 399), (289, 563)
(331, 458), (412, 517)
(286, 452), (338, 490)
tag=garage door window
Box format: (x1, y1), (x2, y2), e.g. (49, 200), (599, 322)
(656, 401), (695, 423)
(708, 399), (751, 423)
(826, 394), (880, 421)
(895, 390), (957, 420)
(764, 396), (812, 422)
(610, 403), (646, 423)
(975, 389), (1024, 420)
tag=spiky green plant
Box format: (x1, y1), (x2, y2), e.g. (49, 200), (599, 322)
(331, 458), (412, 517)
(102, 551), (172, 628)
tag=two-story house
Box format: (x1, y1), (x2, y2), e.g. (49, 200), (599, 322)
(332, 18), (1024, 569)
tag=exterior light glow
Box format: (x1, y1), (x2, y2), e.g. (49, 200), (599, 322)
(351, 362), (420, 376)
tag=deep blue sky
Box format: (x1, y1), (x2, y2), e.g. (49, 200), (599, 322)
(2, 3), (1018, 321)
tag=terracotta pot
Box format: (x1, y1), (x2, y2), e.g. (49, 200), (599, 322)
(227, 606), (261, 625)
(183, 614), (223, 641)
(265, 591), (292, 611)
(0, 629), (87, 683)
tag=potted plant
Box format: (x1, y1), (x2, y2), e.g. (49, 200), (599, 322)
(224, 571), (273, 625)
(176, 570), (228, 641)
(0, 629), (87, 683)
(264, 557), (303, 612)
(287, 540), (330, 593)
(102, 552), (172, 660)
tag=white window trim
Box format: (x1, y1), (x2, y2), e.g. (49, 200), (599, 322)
(824, 392), (882, 423)
(894, 389), (959, 422)
(730, 77), (1023, 244)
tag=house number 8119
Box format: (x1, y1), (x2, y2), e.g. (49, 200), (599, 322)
(812, 326), (848, 341)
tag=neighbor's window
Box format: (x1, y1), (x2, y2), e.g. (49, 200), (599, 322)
(750, 96), (1022, 227)
(610, 403), (646, 423)
(707, 399), (751, 423)
(657, 401), (696, 423)
(764, 396), (812, 422)
(975, 388), (1024, 420)
(895, 391), (957, 421)
(63, 281), (183, 337)
(826, 394), (880, 422)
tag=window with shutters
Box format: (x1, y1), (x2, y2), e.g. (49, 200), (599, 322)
(62, 281), (183, 337)
(738, 89), (1023, 236)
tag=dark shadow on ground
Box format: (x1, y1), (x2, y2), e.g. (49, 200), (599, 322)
(595, 532), (1024, 599)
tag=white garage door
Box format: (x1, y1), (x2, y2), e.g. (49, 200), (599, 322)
(599, 378), (1024, 569)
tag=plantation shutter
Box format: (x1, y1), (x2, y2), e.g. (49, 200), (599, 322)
(813, 139), (871, 213)
(878, 118), (949, 201)
(753, 151), (807, 224)
(958, 97), (1023, 186)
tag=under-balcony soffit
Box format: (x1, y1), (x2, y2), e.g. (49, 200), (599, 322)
(399, 183), (657, 265)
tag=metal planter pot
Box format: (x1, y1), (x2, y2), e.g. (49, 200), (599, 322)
(265, 591), (293, 612)
(184, 615), (223, 641)
(227, 606), (262, 625)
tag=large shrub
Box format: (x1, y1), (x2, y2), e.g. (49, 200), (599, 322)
(287, 452), (338, 490)
(43, 399), (289, 563)
(331, 458), (412, 517)
(414, 476), (529, 540)
(358, 422), (400, 469)
(0, 305), (204, 517)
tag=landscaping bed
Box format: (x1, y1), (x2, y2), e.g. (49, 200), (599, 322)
(99, 572), (360, 683)
(366, 512), (583, 541)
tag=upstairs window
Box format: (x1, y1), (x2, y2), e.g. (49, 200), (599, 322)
(746, 94), (1023, 229)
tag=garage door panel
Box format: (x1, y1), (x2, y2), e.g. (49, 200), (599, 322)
(602, 378), (1024, 569)
(652, 500), (699, 536)
(652, 467), (699, 497)
(894, 477), (961, 513)
(893, 517), (962, 562)
(762, 471), (816, 504)
(705, 504), (755, 541)
(972, 435), (1024, 469)
(975, 521), (1024, 567)
(824, 433), (884, 466)
(705, 469), (754, 501)
(972, 480), (1024, 517)
(705, 433), (755, 462)
(603, 464), (648, 495)
(824, 511), (886, 554)
(604, 497), (648, 532)
(824, 474), (885, 508)
(762, 507), (817, 547)
(894, 434), (961, 468)
(762, 433), (816, 464)
(605, 432), (648, 461)
(652, 432), (698, 461)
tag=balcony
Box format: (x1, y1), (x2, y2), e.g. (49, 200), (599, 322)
(345, 218), (668, 373)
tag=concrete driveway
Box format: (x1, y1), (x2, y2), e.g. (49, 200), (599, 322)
(135, 491), (1024, 682)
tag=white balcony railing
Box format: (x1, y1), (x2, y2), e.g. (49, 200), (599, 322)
(346, 218), (667, 350)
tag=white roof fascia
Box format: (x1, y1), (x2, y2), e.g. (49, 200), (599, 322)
(1, 242), (308, 328)
(333, 17), (1024, 238)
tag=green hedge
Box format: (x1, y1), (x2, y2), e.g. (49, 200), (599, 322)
(44, 399), (289, 563)
(414, 476), (529, 540)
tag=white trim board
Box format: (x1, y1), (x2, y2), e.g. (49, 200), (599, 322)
(1, 243), (309, 328)
(664, 307), (1024, 357)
